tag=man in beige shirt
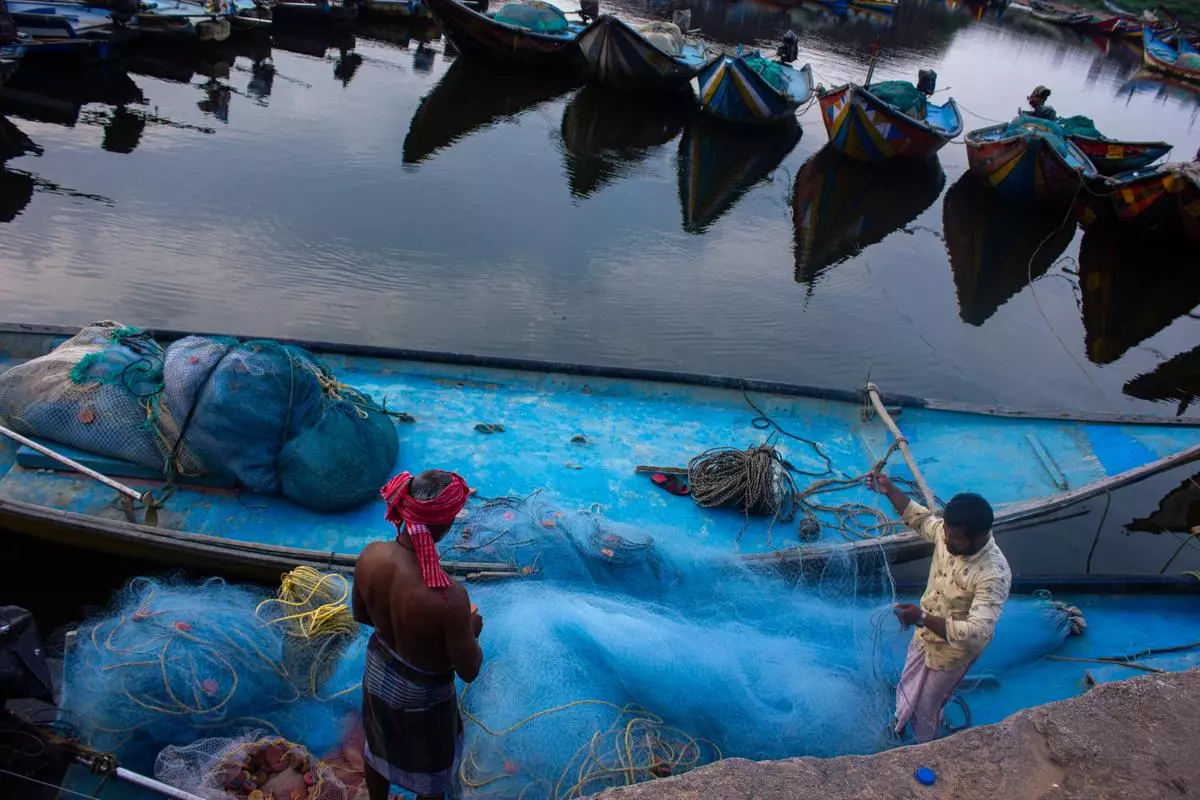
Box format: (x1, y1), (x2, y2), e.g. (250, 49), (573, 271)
(867, 472), (1012, 743)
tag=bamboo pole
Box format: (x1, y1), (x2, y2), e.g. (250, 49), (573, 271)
(864, 383), (936, 510)
(0, 423), (149, 505)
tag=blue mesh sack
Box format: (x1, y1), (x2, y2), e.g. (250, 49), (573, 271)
(161, 337), (326, 494)
(278, 391), (398, 512)
(0, 321), (170, 468)
(866, 80), (927, 120)
(493, 1), (568, 33)
(1005, 115), (1073, 160)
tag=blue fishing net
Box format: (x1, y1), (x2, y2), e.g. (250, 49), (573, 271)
(493, 1), (568, 33)
(64, 576), (364, 772)
(1058, 114), (1102, 139)
(866, 80), (927, 120)
(743, 53), (790, 94)
(1004, 115), (1074, 160)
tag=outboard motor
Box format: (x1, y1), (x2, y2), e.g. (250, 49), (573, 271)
(579, 0), (598, 21)
(776, 29), (799, 64)
(917, 68), (938, 96)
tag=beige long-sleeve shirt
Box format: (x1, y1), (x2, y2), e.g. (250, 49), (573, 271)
(903, 500), (1012, 671)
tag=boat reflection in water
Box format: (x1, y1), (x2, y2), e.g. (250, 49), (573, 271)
(559, 84), (695, 200)
(0, 116), (37, 224)
(677, 115), (800, 234)
(272, 25), (362, 85)
(1, 62), (146, 150)
(1126, 345), (1200, 417)
(1077, 228), (1200, 366)
(942, 173), (1076, 326)
(403, 58), (576, 167)
(791, 144), (944, 286)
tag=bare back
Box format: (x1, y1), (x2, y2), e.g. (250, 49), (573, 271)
(353, 539), (481, 680)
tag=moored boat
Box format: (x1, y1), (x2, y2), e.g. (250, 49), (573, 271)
(271, 0), (356, 22)
(423, 0), (589, 68)
(5, 0), (128, 58)
(1028, 0), (1092, 26)
(1142, 25), (1200, 84)
(817, 79), (962, 162)
(358, 0), (428, 19)
(576, 14), (707, 93)
(677, 113), (801, 233)
(1078, 13), (1139, 36)
(1077, 160), (1200, 242)
(965, 117), (1098, 205)
(1067, 131), (1171, 175)
(696, 51), (813, 124)
(3, 322), (1200, 582)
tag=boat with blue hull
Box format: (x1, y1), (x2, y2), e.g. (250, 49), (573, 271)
(5, 1), (130, 58)
(576, 14), (706, 93)
(2, 322), (1200, 584)
(965, 119), (1099, 205)
(696, 52), (813, 124)
(423, 0), (587, 68)
(1142, 26), (1200, 85)
(817, 82), (962, 162)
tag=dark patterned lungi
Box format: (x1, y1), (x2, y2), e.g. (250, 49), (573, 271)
(362, 635), (462, 797)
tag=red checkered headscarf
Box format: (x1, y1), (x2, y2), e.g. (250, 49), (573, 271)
(381, 471), (470, 589)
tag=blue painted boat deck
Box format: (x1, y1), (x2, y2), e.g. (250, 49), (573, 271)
(2, 340), (1199, 561)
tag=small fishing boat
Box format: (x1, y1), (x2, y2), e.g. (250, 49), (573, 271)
(404, 57), (576, 165)
(560, 82), (694, 198)
(1028, 0), (1092, 26)
(1077, 160), (1200, 242)
(2, 322), (1200, 582)
(1051, 116), (1173, 175)
(677, 114), (801, 233)
(1142, 25), (1200, 84)
(792, 145), (945, 283)
(576, 14), (707, 93)
(271, 0), (356, 22)
(696, 51), (813, 124)
(5, 1), (128, 57)
(941, 173), (1075, 326)
(1078, 13), (1139, 36)
(358, 0), (429, 19)
(964, 118), (1098, 205)
(423, 0), (589, 68)
(817, 79), (962, 162)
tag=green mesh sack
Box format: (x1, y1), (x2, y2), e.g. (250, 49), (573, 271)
(1005, 115), (1072, 160)
(1058, 115), (1103, 139)
(744, 53), (789, 93)
(1178, 52), (1200, 72)
(866, 80), (927, 120)
(493, 1), (568, 33)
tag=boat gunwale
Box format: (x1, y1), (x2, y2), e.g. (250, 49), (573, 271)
(965, 122), (1098, 177)
(817, 82), (963, 140)
(1, 321), (1198, 426)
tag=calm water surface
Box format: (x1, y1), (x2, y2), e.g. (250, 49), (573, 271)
(1, 0), (1198, 416)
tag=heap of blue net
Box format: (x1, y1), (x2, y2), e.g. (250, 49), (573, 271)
(866, 80), (928, 120)
(493, 0), (568, 33)
(0, 321), (398, 511)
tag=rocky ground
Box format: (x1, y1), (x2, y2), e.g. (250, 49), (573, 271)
(592, 669), (1199, 800)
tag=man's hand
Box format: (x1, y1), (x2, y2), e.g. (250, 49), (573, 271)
(866, 471), (894, 495)
(894, 603), (923, 628)
(471, 604), (483, 639)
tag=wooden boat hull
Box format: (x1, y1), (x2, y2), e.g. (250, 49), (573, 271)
(576, 14), (703, 93)
(1, 323), (1200, 580)
(817, 83), (961, 162)
(792, 145), (944, 283)
(423, 0), (582, 68)
(942, 173), (1075, 326)
(677, 114), (801, 233)
(1068, 135), (1171, 175)
(1143, 25), (1200, 84)
(965, 123), (1097, 205)
(696, 54), (812, 125)
(1077, 162), (1200, 242)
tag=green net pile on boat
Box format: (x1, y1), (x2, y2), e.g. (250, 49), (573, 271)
(866, 81), (927, 120)
(0, 322), (398, 512)
(744, 53), (790, 93)
(1178, 53), (1200, 72)
(1005, 115), (1074, 160)
(493, 1), (568, 34)
(1057, 115), (1103, 139)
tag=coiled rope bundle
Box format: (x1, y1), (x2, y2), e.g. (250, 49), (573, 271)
(687, 444), (798, 521)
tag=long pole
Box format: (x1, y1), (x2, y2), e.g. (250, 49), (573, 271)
(71, 756), (207, 800)
(0, 423), (148, 504)
(865, 383), (936, 510)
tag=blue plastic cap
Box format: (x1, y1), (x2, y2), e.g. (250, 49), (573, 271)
(914, 766), (936, 786)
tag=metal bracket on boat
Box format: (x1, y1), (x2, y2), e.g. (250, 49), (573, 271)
(0, 424), (160, 526)
(864, 383), (937, 511)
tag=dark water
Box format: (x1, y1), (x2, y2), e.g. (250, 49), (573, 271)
(0, 0), (1198, 419)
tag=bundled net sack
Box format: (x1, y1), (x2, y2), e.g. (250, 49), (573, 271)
(162, 336), (398, 511)
(638, 21), (683, 56)
(744, 52), (790, 93)
(1005, 115), (1074, 160)
(1058, 114), (1103, 139)
(1178, 52), (1200, 72)
(866, 80), (927, 120)
(0, 321), (170, 468)
(155, 732), (349, 800)
(493, 0), (568, 34)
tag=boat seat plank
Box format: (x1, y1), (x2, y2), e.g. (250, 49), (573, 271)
(14, 440), (238, 489)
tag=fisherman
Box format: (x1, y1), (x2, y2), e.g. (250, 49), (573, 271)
(1024, 85), (1057, 120)
(353, 469), (483, 800)
(866, 472), (1011, 743)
